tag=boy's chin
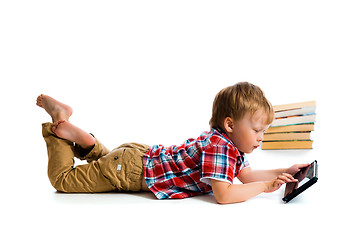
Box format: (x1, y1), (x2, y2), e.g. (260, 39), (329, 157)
(242, 149), (253, 154)
(243, 147), (258, 154)
(238, 145), (259, 154)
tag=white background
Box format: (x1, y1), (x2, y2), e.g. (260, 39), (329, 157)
(1, 1), (359, 239)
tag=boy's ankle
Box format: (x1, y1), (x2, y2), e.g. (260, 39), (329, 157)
(76, 143), (95, 158)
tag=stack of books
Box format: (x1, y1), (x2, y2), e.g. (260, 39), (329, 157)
(262, 101), (316, 150)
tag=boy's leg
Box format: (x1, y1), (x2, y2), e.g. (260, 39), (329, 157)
(42, 122), (116, 192)
(74, 136), (110, 163)
(52, 120), (111, 163)
(38, 94), (116, 192)
(52, 119), (96, 150)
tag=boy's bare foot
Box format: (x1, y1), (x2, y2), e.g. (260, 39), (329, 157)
(36, 94), (73, 122)
(52, 120), (95, 149)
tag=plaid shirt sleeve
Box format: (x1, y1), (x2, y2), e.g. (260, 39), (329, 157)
(200, 143), (241, 185)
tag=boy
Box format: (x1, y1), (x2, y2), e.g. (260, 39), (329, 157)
(37, 82), (307, 204)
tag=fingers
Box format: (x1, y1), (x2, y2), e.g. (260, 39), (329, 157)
(277, 173), (297, 183)
(289, 163), (310, 174)
(271, 179), (285, 192)
(274, 179), (284, 187)
(265, 173), (299, 193)
(299, 163), (310, 169)
(273, 174), (295, 190)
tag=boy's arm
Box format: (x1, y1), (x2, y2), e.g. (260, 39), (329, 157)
(211, 173), (296, 204)
(211, 179), (267, 204)
(238, 167), (286, 183)
(238, 163), (310, 183)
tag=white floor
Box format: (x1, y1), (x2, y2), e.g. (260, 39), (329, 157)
(1, 1), (359, 239)
(2, 133), (357, 239)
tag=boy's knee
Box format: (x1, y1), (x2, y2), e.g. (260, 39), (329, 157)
(48, 174), (67, 192)
(48, 170), (74, 192)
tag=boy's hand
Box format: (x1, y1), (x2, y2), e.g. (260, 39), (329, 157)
(286, 163), (310, 176)
(264, 173), (297, 193)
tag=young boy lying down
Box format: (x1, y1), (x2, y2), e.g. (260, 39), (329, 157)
(37, 82), (306, 204)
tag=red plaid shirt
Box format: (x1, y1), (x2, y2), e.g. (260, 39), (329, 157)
(143, 128), (249, 199)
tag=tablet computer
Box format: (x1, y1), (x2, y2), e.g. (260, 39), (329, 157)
(282, 160), (318, 203)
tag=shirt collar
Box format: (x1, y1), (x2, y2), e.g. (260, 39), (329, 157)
(213, 128), (245, 157)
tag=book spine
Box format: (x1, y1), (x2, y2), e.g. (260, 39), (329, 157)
(261, 141), (313, 150)
(263, 132), (311, 141)
(265, 123), (315, 133)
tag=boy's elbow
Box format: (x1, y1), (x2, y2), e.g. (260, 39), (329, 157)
(216, 198), (231, 205)
(211, 179), (246, 204)
(214, 192), (246, 205)
(216, 197), (246, 205)
(213, 187), (230, 204)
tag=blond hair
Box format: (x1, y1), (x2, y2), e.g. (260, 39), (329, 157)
(209, 82), (274, 131)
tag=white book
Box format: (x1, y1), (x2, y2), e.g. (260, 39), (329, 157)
(274, 101), (316, 112)
(271, 114), (316, 127)
(275, 106), (316, 118)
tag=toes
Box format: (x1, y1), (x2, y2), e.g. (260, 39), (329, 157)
(36, 94), (44, 107)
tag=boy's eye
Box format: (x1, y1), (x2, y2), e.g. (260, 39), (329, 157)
(254, 129), (265, 133)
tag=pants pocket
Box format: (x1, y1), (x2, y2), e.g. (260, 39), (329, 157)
(98, 143), (149, 192)
(97, 149), (124, 190)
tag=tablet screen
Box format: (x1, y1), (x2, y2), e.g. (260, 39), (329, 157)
(283, 161), (317, 200)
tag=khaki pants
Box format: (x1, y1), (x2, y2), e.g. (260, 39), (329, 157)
(42, 122), (150, 193)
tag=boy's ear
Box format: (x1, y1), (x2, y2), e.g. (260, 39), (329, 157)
(224, 117), (234, 133)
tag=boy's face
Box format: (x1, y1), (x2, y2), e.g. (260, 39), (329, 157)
(224, 110), (270, 154)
